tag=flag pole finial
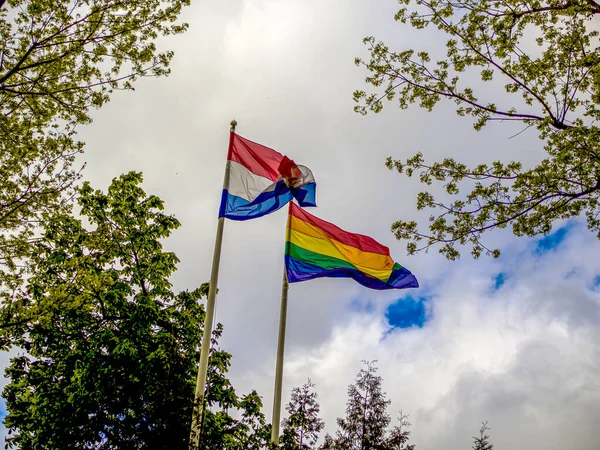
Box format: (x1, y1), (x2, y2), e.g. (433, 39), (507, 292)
(230, 120), (237, 132)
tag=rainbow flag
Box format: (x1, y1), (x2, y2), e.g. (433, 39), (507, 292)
(285, 203), (418, 290)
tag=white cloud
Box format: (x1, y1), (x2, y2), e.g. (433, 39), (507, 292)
(279, 227), (600, 449)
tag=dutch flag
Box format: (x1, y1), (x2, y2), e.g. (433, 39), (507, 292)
(218, 133), (317, 220)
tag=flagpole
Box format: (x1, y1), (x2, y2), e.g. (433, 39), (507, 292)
(270, 201), (293, 445)
(189, 119), (237, 450)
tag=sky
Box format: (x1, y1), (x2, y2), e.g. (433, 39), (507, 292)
(2, 1), (600, 449)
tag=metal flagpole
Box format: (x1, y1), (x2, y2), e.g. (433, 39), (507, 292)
(189, 119), (237, 450)
(270, 201), (293, 445)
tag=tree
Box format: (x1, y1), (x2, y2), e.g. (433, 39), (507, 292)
(472, 422), (493, 450)
(221, 391), (272, 450)
(1, 172), (270, 449)
(280, 379), (325, 450)
(386, 412), (415, 450)
(324, 362), (416, 450)
(354, 0), (600, 259)
(0, 0), (189, 284)
(323, 362), (385, 450)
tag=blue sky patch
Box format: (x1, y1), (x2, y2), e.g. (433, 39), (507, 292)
(349, 297), (376, 314)
(535, 224), (571, 253)
(493, 273), (506, 289)
(591, 275), (600, 292)
(385, 296), (428, 330)
(565, 268), (580, 279)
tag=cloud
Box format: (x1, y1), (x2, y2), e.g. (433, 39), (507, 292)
(281, 221), (600, 449)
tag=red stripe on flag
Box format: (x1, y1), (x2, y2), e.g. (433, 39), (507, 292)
(290, 203), (390, 256)
(228, 134), (283, 181)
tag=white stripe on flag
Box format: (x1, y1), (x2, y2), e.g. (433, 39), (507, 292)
(226, 160), (274, 202)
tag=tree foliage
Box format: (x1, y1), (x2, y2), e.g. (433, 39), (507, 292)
(280, 379), (325, 450)
(355, 0), (600, 259)
(472, 422), (493, 450)
(0, 0), (189, 280)
(323, 361), (415, 450)
(1, 173), (270, 449)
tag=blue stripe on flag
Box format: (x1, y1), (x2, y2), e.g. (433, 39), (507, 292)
(285, 255), (419, 290)
(219, 181), (316, 220)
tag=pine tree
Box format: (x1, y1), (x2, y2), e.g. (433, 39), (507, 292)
(326, 361), (391, 450)
(281, 379), (324, 449)
(472, 422), (493, 450)
(386, 411), (415, 450)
